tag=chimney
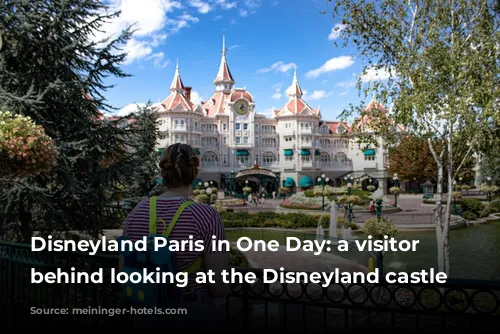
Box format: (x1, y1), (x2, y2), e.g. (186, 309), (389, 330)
(185, 87), (192, 101)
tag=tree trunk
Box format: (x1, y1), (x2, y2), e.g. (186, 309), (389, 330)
(19, 201), (33, 243)
(434, 162), (446, 274)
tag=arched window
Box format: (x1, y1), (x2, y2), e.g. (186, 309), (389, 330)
(334, 152), (347, 164)
(263, 152), (276, 165)
(202, 152), (218, 167)
(320, 152), (330, 163)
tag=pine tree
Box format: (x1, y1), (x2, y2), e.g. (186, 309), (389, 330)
(124, 102), (162, 201)
(0, 0), (137, 241)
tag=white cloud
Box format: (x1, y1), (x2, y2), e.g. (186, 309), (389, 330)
(271, 1), (279, 6)
(360, 66), (395, 82)
(244, 0), (261, 8)
(304, 90), (333, 100)
(214, 0), (236, 9)
(190, 91), (205, 104)
(321, 80), (328, 84)
(328, 23), (347, 40)
(148, 52), (170, 68)
(305, 56), (354, 78)
(150, 33), (168, 47)
(256, 61), (296, 74)
(167, 14), (200, 33)
(239, 9), (248, 17)
(228, 44), (239, 50)
(271, 82), (283, 100)
(123, 39), (153, 64)
(117, 103), (146, 116)
(260, 108), (275, 118)
(178, 14), (200, 23)
(336, 78), (356, 88)
(214, 15), (223, 20)
(339, 91), (349, 96)
(189, 0), (212, 14)
(230, 19), (236, 24)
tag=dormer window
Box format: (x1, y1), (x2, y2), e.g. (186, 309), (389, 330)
(338, 127), (345, 134)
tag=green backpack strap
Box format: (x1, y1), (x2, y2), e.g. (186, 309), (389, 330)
(148, 197), (203, 274)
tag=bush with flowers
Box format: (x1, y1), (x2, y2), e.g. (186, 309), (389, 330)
(0, 110), (58, 177)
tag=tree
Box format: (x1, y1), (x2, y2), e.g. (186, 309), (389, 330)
(124, 102), (162, 200)
(328, 0), (499, 275)
(0, 0), (137, 241)
(388, 136), (438, 182)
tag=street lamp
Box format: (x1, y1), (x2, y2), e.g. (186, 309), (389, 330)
(344, 174), (354, 223)
(317, 174), (330, 211)
(373, 189), (384, 276)
(487, 176), (492, 202)
(393, 173), (399, 207)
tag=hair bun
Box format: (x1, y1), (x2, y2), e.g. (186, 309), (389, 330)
(161, 157), (175, 172)
(188, 155), (200, 168)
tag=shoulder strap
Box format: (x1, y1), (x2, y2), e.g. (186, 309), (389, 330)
(148, 197), (203, 274)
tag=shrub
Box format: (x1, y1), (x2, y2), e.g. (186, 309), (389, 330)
(463, 211), (478, 221)
(221, 211), (319, 229)
(0, 110), (58, 177)
(243, 186), (252, 193)
(229, 247), (249, 267)
(304, 190), (315, 197)
(363, 217), (398, 239)
(460, 198), (484, 215)
(367, 185), (376, 192)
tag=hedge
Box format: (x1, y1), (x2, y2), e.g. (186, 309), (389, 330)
(220, 211), (359, 230)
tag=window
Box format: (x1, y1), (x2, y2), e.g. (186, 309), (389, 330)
(255, 124), (259, 131)
(222, 123), (227, 131)
(223, 136), (227, 144)
(338, 127), (345, 134)
(263, 153), (275, 164)
(159, 135), (165, 140)
(284, 136), (293, 142)
(235, 136), (241, 144)
(238, 156), (249, 164)
(235, 123), (241, 131)
(203, 152), (218, 163)
(243, 136), (248, 144)
(243, 123), (248, 130)
(223, 154), (228, 165)
(255, 137), (259, 145)
(321, 126), (329, 134)
(320, 152), (330, 163)
(301, 156), (310, 162)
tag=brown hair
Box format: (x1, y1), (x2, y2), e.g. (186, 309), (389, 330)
(159, 143), (200, 189)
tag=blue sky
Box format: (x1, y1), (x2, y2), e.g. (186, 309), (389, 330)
(98, 0), (389, 120)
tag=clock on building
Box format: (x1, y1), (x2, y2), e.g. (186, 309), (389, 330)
(234, 99), (249, 116)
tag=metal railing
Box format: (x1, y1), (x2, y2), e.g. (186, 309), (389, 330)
(0, 241), (499, 330)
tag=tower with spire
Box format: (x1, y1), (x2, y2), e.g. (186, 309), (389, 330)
(214, 35), (235, 93)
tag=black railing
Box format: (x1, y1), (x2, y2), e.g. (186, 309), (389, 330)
(1, 241), (499, 331)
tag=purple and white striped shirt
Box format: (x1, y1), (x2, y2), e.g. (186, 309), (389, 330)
(122, 197), (226, 293)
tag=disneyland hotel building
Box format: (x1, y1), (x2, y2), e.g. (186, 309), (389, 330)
(142, 39), (392, 196)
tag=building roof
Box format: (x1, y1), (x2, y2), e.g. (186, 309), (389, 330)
(213, 35), (234, 84)
(156, 62), (198, 113)
(274, 68), (320, 117)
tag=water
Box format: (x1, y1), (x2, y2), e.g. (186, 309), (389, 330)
(383, 221), (500, 280)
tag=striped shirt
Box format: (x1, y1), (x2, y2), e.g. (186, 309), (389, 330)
(122, 197), (226, 294)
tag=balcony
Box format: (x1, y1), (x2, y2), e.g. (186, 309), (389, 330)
(191, 141), (202, 147)
(300, 160), (314, 169)
(300, 127), (312, 134)
(191, 127), (202, 132)
(299, 141), (313, 149)
(172, 126), (187, 132)
(202, 142), (219, 149)
(316, 161), (353, 169)
(281, 142), (295, 149)
(261, 130), (277, 135)
(261, 143), (277, 148)
(279, 128), (295, 135)
(201, 161), (219, 168)
(202, 129), (219, 135)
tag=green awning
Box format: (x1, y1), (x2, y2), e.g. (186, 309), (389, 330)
(284, 149), (293, 157)
(284, 177), (296, 187)
(300, 149), (311, 156)
(315, 150), (321, 156)
(299, 176), (313, 188)
(236, 150), (249, 156)
(364, 149), (376, 156)
(195, 149), (200, 155)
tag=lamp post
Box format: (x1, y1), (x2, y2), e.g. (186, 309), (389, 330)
(373, 190), (384, 276)
(230, 170), (235, 196)
(392, 173), (399, 207)
(344, 174), (354, 223)
(317, 174), (329, 211)
(487, 176), (492, 202)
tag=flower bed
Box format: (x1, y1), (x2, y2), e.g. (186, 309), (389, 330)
(279, 191), (326, 209)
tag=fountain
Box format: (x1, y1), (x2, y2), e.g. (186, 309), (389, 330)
(479, 198), (500, 219)
(329, 201), (337, 240)
(316, 222), (325, 242)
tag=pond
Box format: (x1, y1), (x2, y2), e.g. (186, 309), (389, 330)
(226, 220), (500, 281)
(385, 220), (500, 281)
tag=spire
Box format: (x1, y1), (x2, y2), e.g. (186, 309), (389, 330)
(214, 35), (235, 87)
(170, 59), (185, 92)
(287, 65), (303, 97)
